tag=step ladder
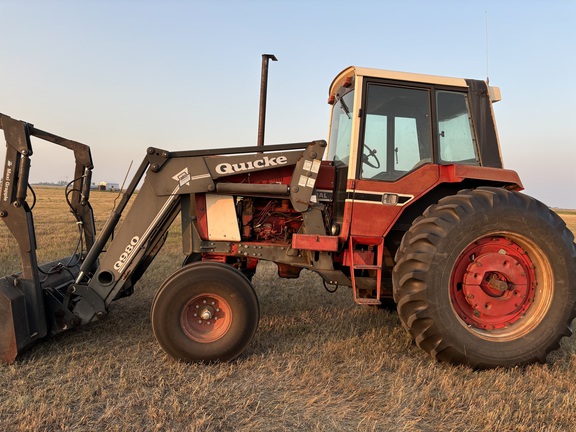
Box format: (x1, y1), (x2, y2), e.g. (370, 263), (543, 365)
(348, 236), (384, 306)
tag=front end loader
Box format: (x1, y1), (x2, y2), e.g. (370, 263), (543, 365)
(2, 66), (575, 368)
(0, 111), (330, 363)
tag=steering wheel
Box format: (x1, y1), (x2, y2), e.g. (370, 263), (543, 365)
(363, 144), (381, 169)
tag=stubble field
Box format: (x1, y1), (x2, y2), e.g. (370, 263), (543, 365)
(1, 187), (576, 431)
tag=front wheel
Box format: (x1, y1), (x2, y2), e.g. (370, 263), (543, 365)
(151, 262), (259, 363)
(393, 187), (576, 368)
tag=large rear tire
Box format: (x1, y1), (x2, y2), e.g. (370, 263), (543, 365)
(151, 262), (259, 363)
(393, 187), (576, 368)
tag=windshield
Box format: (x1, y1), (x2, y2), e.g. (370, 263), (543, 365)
(327, 89), (354, 165)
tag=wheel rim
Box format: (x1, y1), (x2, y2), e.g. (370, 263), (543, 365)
(450, 235), (553, 340)
(180, 294), (232, 343)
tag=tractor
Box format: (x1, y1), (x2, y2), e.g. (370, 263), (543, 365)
(1, 66), (575, 368)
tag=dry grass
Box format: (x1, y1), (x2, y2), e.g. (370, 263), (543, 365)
(1, 187), (576, 431)
(556, 210), (576, 236)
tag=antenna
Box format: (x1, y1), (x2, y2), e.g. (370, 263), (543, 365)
(485, 11), (490, 84)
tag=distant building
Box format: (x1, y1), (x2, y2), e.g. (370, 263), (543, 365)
(93, 181), (120, 191)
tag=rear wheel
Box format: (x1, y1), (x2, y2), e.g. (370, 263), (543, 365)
(393, 187), (576, 368)
(151, 262), (259, 363)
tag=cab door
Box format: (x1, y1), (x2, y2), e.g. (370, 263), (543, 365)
(349, 82), (440, 237)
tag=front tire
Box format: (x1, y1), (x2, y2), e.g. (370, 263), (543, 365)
(393, 187), (576, 368)
(151, 262), (259, 363)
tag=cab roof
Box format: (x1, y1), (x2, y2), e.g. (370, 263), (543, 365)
(329, 66), (500, 103)
(329, 66), (469, 96)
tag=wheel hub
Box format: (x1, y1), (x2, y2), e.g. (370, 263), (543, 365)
(199, 306), (215, 321)
(451, 237), (536, 331)
(180, 294), (232, 343)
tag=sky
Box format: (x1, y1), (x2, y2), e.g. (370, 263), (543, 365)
(0, 0), (574, 208)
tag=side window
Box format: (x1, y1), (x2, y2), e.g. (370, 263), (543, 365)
(436, 91), (479, 164)
(361, 84), (431, 181)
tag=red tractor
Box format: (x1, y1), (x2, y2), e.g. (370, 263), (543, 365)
(1, 66), (575, 368)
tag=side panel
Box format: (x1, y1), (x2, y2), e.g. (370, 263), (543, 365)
(350, 165), (440, 237)
(348, 163), (523, 239)
(206, 194), (241, 241)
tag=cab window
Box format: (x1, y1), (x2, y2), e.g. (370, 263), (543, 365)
(327, 89), (354, 166)
(436, 91), (479, 164)
(360, 84), (431, 181)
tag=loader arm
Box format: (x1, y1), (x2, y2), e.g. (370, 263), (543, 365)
(69, 140), (328, 323)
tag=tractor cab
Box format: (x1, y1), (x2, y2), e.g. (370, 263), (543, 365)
(324, 66), (518, 242)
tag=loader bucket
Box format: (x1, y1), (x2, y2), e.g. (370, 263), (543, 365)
(0, 276), (27, 363)
(0, 257), (81, 363)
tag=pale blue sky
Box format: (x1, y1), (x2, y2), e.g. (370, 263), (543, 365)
(0, 0), (574, 208)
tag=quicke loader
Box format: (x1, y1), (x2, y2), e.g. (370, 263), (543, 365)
(1, 66), (575, 368)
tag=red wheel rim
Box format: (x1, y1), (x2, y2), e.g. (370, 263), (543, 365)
(450, 236), (537, 331)
(180, 294), (232, 343)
